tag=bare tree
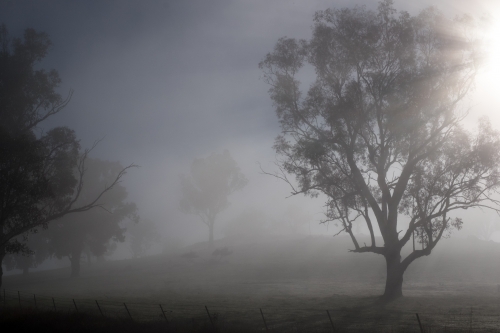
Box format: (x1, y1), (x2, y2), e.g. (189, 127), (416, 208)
(259, 1), (499, 300)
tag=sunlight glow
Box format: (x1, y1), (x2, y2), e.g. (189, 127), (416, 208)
(481, 16), (500, 84)
(470, 12), (500, 130)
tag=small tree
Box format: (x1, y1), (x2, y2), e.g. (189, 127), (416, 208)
(180, 150), (247, 247)
(260, 1), (499, 300)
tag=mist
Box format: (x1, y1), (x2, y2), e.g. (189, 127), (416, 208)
(3, 0), (500, 332)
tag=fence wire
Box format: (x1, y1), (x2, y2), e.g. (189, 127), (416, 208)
(2, 289), (500, 332)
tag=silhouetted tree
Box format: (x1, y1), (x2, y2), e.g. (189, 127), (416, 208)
(180, 150), (247, 247)
(0, 25), (134, 287)
(47, 158), (137, 277)
(260, 1), (499, 300)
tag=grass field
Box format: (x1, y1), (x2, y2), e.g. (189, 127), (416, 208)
(3, 235), (500, 332)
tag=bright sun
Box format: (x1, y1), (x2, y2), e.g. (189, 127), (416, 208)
(480, 16), (500, 84)
(472, 13), (500, 128)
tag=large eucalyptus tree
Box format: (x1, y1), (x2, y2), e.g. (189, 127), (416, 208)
(260, 1), (499, 300)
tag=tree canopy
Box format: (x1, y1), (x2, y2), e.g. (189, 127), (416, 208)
(48, 158), (137, 277)
(0, 25), (134, 287)
(260, 0), (500, 300)
(180, 150), (247, 246)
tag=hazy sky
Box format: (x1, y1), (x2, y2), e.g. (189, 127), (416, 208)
(2, 0), (500, 245)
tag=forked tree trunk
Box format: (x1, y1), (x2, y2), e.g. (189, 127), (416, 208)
(382, 250), (404, 301)
(70, 247), (82, 278)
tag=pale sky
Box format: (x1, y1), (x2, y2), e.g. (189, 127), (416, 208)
(2, 0), (500, 245)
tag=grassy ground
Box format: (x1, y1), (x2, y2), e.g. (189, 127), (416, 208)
(3, 235), (500, 332)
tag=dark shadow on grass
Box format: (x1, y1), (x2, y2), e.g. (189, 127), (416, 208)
(0, 307), (258, 333)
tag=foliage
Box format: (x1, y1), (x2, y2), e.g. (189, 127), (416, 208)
(0, 24), (135, 287)
(0, 25), (78, 257)
(3, 232), (50, 275)
(180, 150), (247, 245)
(259, 0), (499, 299)
(47, 158), (136, 277)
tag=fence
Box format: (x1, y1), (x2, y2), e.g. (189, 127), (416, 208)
(2, 289), (500, 332)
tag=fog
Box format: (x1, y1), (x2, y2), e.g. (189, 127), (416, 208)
(3, 2), (500, 330)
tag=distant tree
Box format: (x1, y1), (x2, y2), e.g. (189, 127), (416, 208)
(260, 1), (499, 300)
(127, 218), (161, 258)
(0, 25), (134, 288)
(47, 158), (136, 277)
(180, 150), (247, 247)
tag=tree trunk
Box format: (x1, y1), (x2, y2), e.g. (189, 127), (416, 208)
(382, 250), (404, 301)
(70, 247), (82, 278)
(22, 266), (29, 276)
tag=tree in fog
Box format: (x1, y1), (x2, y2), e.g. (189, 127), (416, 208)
(0, 25), (134, 288)
(180, 150), (247, 246)
(260, 1), (500, 300)
(4, 232), (50, 275)
(48, 158), (137, 277)
(127, 218), (161, 258)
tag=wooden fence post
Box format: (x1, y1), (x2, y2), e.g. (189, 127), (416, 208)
(327, 310), (336, 331)
(124, 303), (133, 321)
(260, 308), (269, 332)
(159, 304), (169, 324)
(416, 313), (424, 333)
(205, 306), (216, 331)
(96, 300), (104, 317)
(52, 297), (56, 311)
